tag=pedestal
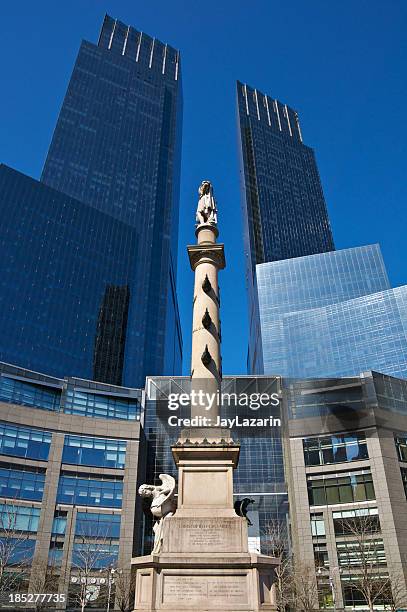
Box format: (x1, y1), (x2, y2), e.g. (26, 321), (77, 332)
(132, 439), (278, 611)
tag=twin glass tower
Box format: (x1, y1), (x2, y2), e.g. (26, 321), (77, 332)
(0, 13), (406, 390)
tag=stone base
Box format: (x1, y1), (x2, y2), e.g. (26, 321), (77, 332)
(132, 553), (278, 611)
(132, 440), (278, 611)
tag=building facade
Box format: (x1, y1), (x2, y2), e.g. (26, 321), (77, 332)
(236, 81), (334, 373)
(0, 361), (145, 609)
(256, 244), (407, 379)
(1, 362), (407, 609)
(284, 371), (407, 608)
(143, 375), (288, 555)
(0, 14), (183, 387)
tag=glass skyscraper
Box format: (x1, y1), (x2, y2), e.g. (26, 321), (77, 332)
(237, 82), (334, 372)
(237, 82), (407, 381)
(237, 82), (334, 269)
(256, 245), (407, 379)
(0, 15), (183, 387)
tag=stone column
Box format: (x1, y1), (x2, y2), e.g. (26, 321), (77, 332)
(188, 225), (225, 422)
(131, 181), (279, 612)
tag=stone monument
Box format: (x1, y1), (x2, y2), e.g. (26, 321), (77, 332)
(132, 181), (278, 611)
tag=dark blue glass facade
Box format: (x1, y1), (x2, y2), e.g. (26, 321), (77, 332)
(237, 82), (335, 373)
(62, 435), (126, 469)
(0, 466), (45, 501)
(56, 474), (123, 508)
(75, 511), (121, 538)
(0, 423), (51, 461)
(237, 81), (334, 268)
(40, 14), (183, 386)
(0, 361), (142, 421)
(0, 14), (182, 387)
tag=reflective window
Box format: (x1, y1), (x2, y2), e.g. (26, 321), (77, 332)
(75, 512), (121, 539)
(48, 541), (64, 567)
(0, 503), (41, 532)
(307, 470), (375, 506)
(343, 580), (389, 608)
(0, 538), (36, 565)
(0, 423), (51, 460)
(57, 474), (123, 508)
(0, 376), (60, 412)
(64, 389), (140, 421)
(255, 245), (407, 381)
(62, 435), (126, 469)
(52, 510), (68, 535)
(395, 434), (407, 462)
(303, 433), (368, 466)
(332, 507), (379, 536)
(0, 466), (45, 501)
(72, 541), (119, 569)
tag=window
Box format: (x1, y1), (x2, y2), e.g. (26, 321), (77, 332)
(0, 503), (41, 532)
(0, 423), (51, 461)
(0, 376), (60, 412)
(57, 474), (123, 508)
(310, 513), (325, 536)
(395, 434), (407, 462)
(307, 470), (375, 506)
(0, 466), (46, 501)
(75, 512), (121, 539)
(317, 578), (334, 609)
(0, 538), (36, 565)
(72, 541), (119, 569)
(64, 389), (140, 420)
(343, 575), (390, 607)
(332, 507), (379, 535)
(48, 541), (64, 567)
(62, 435), (126, 469)
(303, 433), (368, 467)
(336, 538), (386, 568)
(401, 467), (407, 499)
(314, 543), (329, 570)
(52, 510), (67, 535)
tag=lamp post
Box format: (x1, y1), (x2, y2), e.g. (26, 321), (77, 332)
(318, 564), (342, 611)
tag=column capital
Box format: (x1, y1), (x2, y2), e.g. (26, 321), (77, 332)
(187, 243), (226, 271)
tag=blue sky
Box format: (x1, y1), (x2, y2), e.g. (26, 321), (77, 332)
(1, 1), (406, 376)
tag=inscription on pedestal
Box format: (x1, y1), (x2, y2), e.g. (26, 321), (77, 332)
(183, 520), (230, 549)
(165, 517), (245, 553)
(162, 574), (248, 605)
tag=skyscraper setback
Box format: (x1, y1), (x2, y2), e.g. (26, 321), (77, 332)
(0, 15), (183, 387)
(237, 81), (407, 381)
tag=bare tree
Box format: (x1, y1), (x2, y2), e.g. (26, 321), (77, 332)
(338, 513), (390, 612)
(0, 502), (32, 604)
(382, 570), (407, 612)
(69, 521), (117, 612)
(29, 560), (60, 611)
(111, 568), (137, 612)
(263, 519), (294, 612)
(293, 562), (319, 612)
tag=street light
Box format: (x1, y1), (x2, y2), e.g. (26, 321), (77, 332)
(317, 565), (342, 611)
